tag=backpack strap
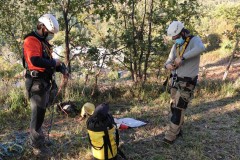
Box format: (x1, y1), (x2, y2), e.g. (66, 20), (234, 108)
(115, 128), (119, 146)
(111, 115), (127, 160)
(103, 128), (114, 160)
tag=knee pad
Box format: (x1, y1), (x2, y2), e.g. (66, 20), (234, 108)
(177, 97), (188, 109)
(171, 108), (182, 125)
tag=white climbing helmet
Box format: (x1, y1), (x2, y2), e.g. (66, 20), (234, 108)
(167, 21), (184, 37)
(38, 14), (59, 33)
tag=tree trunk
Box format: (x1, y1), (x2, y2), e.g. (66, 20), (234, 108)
(61, 0), (71, 99)
(82, 73), (89, 96)
(131, 0), (138, 83)
(62, 0), (71, 74)
(143, 0), (153, 82)
(222, 38), (239, 80)
(138, 0), (147, 82)
(91, 55), (106, 96)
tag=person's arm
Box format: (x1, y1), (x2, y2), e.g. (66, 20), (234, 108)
(30, 57), (56, 68)
(182, 36), (205, 59)
(164, 44), (176, 68)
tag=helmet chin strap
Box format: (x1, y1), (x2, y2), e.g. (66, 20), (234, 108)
(182, 28), (191, 40)
(41, 26), (48, 37)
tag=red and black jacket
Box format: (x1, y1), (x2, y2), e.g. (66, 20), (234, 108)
(23, 31), (64, 78)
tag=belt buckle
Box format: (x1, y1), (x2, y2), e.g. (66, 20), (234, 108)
(171, 74), (178, 87)
(30, 71), (38, 78)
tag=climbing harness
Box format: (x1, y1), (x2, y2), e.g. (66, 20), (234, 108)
(170, 36), (194, 88)
(176, 36), (192, 58)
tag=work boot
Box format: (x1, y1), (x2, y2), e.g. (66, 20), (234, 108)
(32, 145), (52, 157)
(163, 130), (183, 145)
(44, 139), (54, 147)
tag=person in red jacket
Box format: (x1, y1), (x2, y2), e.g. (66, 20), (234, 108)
(23, 14), (67, 157)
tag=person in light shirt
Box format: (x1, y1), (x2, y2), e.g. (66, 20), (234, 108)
(163, 20), (205, 144)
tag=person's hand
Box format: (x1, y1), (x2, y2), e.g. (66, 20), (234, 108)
(55, 59), (62, 66)
(174, 57), (182, 67)
(166, 64), (176, 70)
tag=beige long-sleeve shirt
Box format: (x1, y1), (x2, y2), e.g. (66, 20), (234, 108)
(165, 36), (205, 78)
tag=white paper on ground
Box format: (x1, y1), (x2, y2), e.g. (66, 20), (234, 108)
(114, 118), (147, 128)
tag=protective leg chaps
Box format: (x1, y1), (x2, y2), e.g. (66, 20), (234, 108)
(164, 81), (195, 142)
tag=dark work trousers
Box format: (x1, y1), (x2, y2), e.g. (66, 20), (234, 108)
(25, 77), (56, 148)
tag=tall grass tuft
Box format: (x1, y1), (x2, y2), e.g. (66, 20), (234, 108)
(6, 87), (29, 113)
(198, 79), (237, 98)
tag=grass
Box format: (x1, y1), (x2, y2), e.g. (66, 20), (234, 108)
(0, 76), (239, 160)
(0, 48), (240, 160)
(200, 45), (232, 64)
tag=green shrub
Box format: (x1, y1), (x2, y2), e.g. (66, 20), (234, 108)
(158, 91), (170, 103)
(198, 79), (236, 97)
(6, 87), (28, 113)
(206, 33), (222, 51)
(0, 57), (24, 78)
(107, 71), (119, 81)
(220, 39), (234, 51)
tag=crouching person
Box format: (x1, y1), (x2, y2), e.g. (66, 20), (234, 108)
(87, 103), (126, 160)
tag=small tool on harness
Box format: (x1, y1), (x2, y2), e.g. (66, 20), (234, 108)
(171, 73), (178, 87)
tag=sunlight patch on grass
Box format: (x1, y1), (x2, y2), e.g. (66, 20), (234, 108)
(197, 79), (237, 98)
(200, 49), (231, 66)
(187, 100), (240, 124)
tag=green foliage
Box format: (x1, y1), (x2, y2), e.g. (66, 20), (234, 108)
(100, 0), (201, 82)
(1, 2), (240, 159)
(87, 47), (99, 61)
(213, 4), (240, 24)
(152, 155), (165, 160)
(52, 31), (65, 46)
(139, 82), (163, 101)
(158, 91), (170, 104)
(196, 2), (240, 57)
(0, 0), (48, 56)
(107, 70), (119, 81)
(205, 33), (222, 51)
(198, 79), (237, 97)
(0, 57), (24, 78)
(220, 39), (235, 51)
(6, 87), (28, 112)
